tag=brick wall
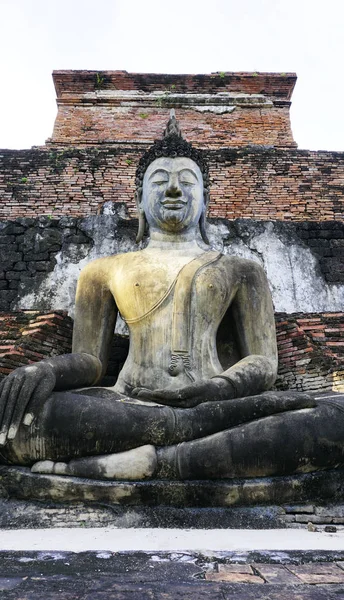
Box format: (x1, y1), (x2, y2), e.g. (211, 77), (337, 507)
(51, 105), (295, 149)
(0, 312), (73, 377)
(53, 71), (296, 97)
(1, 148), (344, 221)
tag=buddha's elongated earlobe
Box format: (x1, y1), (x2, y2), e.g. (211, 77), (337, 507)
(136, 209), (146, 243)
(199, 189), (210, 245)
(135, 188), (147, 243)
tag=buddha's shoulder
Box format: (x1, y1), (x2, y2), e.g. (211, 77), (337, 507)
(79, 251), (142, 279)
(218, 253), (264, 274)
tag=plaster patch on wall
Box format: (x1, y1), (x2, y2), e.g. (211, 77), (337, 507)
(208, 220), (344, 313)
(193, 106), (236, 114)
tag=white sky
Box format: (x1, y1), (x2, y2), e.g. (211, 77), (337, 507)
(0, 0), (343, 151)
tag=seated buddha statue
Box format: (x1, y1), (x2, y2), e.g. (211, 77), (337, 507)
(0, 112), (343, 482)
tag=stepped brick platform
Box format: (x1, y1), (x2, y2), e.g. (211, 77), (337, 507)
(50, 70), (297, 149)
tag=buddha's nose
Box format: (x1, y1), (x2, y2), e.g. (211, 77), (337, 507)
(165, 176), (182, 198)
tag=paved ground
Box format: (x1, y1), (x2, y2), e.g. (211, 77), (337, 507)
(1, 529), (344, 598)
(2, 549), (344, 599)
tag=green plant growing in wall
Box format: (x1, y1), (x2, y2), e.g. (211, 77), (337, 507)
(49, 150), (67, 173)
(139, 113), (149, 119)
(219, 72), (226, 79)
(125, 159), (132, 166)
(20, 177), (28, 184)
(155, 91), (170, 108)
(95, 72), (105, 89)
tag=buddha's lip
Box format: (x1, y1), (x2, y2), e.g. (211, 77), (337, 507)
(161, 201), (186, 209)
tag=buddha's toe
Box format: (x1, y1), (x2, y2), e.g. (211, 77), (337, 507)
(31, 460), (69, 475)
(69, 445), (158, 480)
(30, 446), (157, 480)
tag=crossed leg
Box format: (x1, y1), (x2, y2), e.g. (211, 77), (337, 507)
(25, 391), (336, 482)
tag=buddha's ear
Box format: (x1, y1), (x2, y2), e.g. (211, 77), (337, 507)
(199, 188), (210, 245)
(135, 187), (147, 244)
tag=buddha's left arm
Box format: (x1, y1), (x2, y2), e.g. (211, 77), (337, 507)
(213, 261), (278, 398)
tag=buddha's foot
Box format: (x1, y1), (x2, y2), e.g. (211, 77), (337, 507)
(31, 444), (157, 481)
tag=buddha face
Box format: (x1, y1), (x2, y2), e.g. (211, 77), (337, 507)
(141, 157), (204, 233)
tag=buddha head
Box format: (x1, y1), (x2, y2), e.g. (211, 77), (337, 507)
(135, 111), (210, 243)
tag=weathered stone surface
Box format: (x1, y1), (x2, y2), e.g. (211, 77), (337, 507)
(284, 505), (314, 514)
(206, 563), (264, 583)
(0, 500), (289, 530)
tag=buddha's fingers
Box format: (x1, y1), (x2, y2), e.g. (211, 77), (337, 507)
(8, 369), (56, 441)
(0, 376), (27, 445)
(0, 377), (14, 428)
(6, 379), (39, 442)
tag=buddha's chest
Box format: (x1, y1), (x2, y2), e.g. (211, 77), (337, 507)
(111, 255), (231, 325)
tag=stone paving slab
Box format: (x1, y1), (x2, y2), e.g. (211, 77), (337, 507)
(252, 563), (302, 584)
(287, 562), (344, 584)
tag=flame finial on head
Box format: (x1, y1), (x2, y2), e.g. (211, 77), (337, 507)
(163, 109), (182, 138)
(136, 110), (208, 189)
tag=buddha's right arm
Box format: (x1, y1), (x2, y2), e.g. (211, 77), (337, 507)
(0, 259), (117, 445)
(47, 256), (118, 387)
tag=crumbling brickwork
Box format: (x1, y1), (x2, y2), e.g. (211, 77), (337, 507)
(0, 312), (73, 377)
(275, 313), (344, 393)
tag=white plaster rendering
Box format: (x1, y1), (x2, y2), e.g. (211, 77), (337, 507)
(81, 90), (274, 108)
(16, 213), (136, 320)
(208, 220), (344, 313)
(193, 105), (236, 114)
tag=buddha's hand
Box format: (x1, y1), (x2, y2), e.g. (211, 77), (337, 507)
(133, 377), (234, 408)
(0, 363), (56, 446)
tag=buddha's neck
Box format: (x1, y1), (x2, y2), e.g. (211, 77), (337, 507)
(147, 229), (205, 253)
